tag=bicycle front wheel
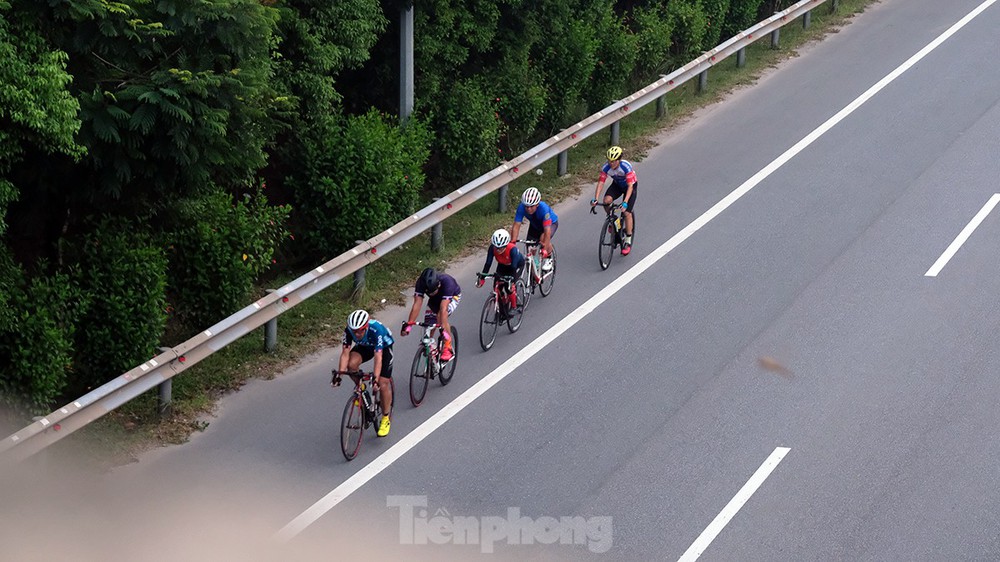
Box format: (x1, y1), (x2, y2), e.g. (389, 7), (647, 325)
(539, 247), (556, 297)
(409, 347), (429, 407)
(340, 393), (364, 461)
(507, 279), (527, 333)
(599, 216), (615, 270)
(479, 295), (499, 351)
(439, 326), (458, 385)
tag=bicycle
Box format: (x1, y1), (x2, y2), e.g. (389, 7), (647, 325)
(519, 239), (556, 297)
(332, 369), (395, 461)
(408, 321), (459, 407)
(591, 202), (636, 270)
(476, 272), (527, 351)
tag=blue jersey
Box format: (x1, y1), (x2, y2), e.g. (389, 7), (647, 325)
(342, 319), (394, 350)
(514, 201), (558, 232)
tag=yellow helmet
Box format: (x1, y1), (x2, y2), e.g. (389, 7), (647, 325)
(606, 146), (623, 161)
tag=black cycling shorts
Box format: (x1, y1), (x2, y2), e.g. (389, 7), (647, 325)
(526, 220), (559, 244)
(605, 181), (637, 212)
(351, 345), (394, 378)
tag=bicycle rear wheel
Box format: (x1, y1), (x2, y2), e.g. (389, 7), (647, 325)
(507, 279), (527, 333)
(439, 327), (458, 385)
(479, 295), (499, 351)
(409, 347), (429, 407)
(539, 247), (556, 297)
(599, 216), (615, 270)
(340, 393), (364, 461)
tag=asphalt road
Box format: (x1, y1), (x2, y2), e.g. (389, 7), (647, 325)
(6, 0), (1000, 560)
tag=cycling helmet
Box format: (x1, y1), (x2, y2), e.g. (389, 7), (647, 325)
(347, 309), (369, 331)
(521, 187), (541, 206)
(419, 267), (440, 292)
(607, 146), (623, 161)
(492, 228), (511, 248)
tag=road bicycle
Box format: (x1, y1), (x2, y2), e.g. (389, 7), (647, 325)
(408, 320), (458, 407)
(591, 202), (636, 270)
(519, 239), (556, 297)
(476, 272), (527, 351)
(332, 369), (394, 461)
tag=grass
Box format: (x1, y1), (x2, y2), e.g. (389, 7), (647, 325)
(62, 0), (877, 467)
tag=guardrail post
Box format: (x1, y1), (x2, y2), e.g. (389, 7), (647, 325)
(656, 95), (667, 119)
(737, 47), (746, 68)
(263, 289), (278, 352)
(831, 0), (840, 13)
(698, 70), (708, 94)
(157, 347), (173, 419)
(557, 150), (568, 176)
(352, 240), (366, 301)
(771, 28), (780, 49)
(498, 184), (509, 213)
(803, 10), (811, 29)
(610, 121), (620, 146)
(431, 222), (443, 252)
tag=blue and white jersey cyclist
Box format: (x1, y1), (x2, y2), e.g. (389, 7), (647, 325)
(338, 309), (394, 437)
(592, 145), (638, 255)
(511, 186), (557, 272)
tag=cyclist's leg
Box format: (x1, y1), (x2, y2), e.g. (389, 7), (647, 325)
(624, 182), (637, 236)
(347, 348), (365, 385)
(378, 347), (393, 400)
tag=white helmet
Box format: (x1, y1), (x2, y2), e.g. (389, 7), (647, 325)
(491, 228), (511, 248)
(521, 187), (541, 206)
(347, 309), (369, 331)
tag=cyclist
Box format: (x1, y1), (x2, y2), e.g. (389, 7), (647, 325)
(336, 309), (394, 437)
(401, 267), (461, 362)
(477, 228), (524, 319)
(511, 186), (558, 272)
(591, 145), (637, 255)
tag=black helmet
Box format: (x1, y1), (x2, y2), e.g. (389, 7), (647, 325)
(420, 267), (440, 293)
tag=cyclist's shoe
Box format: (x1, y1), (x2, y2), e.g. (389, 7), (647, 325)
(542, 258), (553, 272)
(377, 415), (391, 437)
(621, 243), (632, 256)
(441, 345), (454, 362)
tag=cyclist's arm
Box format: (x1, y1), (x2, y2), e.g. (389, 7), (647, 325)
(372, 348), (383, 385)
(338, 339), (351, 372)
(595, 168), (609, 201)
(622, 166), (638, 208)
(510, 221), (522, 243)
(406, 294), (423, 325)
(482, 247), (495, 274)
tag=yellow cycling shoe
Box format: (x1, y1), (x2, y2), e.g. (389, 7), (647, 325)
(377, 415), (391, 437)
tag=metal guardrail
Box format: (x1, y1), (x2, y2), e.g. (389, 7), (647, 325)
(0, 0), (830, 463)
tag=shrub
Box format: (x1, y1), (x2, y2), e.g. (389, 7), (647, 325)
(0, 266), (86, 415)
(429, 79), (502, 182)
(167, 186), (290, 329)
(630, 5), (674, 84)
(666, 0), (709, 69)
(724, 0), (766, 38)
(294, 109), (431, 257)
(71, 218), (168, 391)
(586, 10), (639, 113)
(701, 0), (732, 50)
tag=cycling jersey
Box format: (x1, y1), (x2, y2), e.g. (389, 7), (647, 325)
(514, 201), (558, 232)
(342, 319), (394, 350)
(414, 273), (462, 313)
(482, 242), (525, 274)
(599, 159), (638, 187)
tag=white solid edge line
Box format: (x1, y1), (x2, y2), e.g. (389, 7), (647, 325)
(276, 0), (996, 541)
(677, 447), (791, 562)
(925, 193), (1000, 277)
